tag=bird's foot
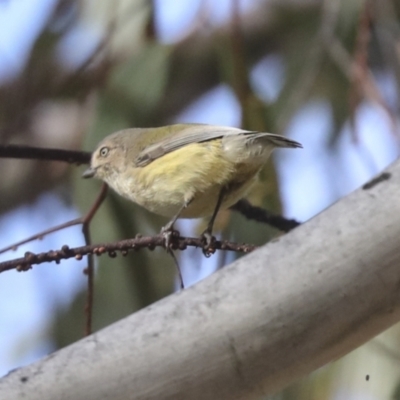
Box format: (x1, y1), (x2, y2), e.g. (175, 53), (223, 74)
(160, 224), (180, 250)
(200, 229), (217, 257)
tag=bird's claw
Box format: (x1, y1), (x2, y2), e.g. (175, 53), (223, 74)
(161, 225), (179, 249)
(201, 229), (216, 257)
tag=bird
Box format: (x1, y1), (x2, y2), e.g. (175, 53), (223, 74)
(82, 123), (302, 244)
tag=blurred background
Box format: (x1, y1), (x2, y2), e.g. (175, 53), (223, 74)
(1, 0), (400, 398)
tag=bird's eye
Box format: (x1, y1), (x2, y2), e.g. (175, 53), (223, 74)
(99, 147), (109, 157)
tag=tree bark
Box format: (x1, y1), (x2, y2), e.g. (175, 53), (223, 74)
(1, 159), (400, 400)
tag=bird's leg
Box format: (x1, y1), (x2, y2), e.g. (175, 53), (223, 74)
(201, 187), (226, 254)
(161, 199), (191, 234)
(161, 198), (193, 248)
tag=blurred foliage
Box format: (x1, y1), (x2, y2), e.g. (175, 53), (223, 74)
(2, 0), (400, 398)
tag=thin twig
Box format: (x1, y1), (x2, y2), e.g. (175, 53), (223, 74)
(82, 224), (94, 336)
(81, 183), (109, 336)
(0, 145), (91, 164)
(0, 235), (257, 274)
(349, 0), (373, 141)
(82, 183), (109, 224)
(166, 247), (185, 289)
(0, 184), (108, 256)
(0, 217), (82, 255)
(0, 181), (108, 336)
(231, 199), (301, 232)
(329, 30), (398, 137)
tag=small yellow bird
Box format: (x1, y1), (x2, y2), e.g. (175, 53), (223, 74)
(83, 124), (302, 241)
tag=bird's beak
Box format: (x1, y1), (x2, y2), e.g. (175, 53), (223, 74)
(82, 167), (96, 179)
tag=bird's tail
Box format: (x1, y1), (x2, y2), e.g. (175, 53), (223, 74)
(254, 133), (303, 149)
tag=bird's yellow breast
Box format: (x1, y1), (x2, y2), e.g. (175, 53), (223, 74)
(108, 140), (262, 218)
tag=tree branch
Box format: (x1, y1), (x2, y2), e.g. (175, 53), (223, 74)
(0, 234), (256, 273)
(230, 199), (300, 232)
(1, 158), (400, 400)
(0, 145), (90, 164)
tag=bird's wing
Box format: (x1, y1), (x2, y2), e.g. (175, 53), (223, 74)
(135, 124), (244, 167)
(135, 124), (302, 167)
(245, 133), (303, 149)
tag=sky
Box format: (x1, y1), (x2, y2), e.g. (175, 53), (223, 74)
(0, 2), (399, 397)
